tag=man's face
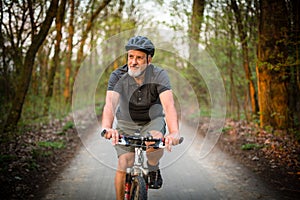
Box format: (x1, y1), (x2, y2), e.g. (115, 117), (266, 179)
(127, 50), (151, 78)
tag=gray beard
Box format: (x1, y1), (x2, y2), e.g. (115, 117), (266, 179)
(128, 67), (147, 78)
(128, 69), (142, 78)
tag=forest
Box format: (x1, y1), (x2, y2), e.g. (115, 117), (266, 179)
(1, 0), (299, 133)
(0, 0), (299, 199)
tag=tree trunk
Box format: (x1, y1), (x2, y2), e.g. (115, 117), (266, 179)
(4, 0), (59, 132)
(229, 58), (240, 120)
(71, 0), (111, 100)
(230, 0), (258, 116)
(187, 0), (206, 102)
(64, 0), (75, 103)
(37, 44), (53, 96)
(228, 19), (240, 120)
(256, 0), (290, 129)
(44, 0), (67, 115)
(190, 0), (205, 43)
(289, 0), (300, 129)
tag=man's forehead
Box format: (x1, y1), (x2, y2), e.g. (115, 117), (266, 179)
(127, 50), (147, 56)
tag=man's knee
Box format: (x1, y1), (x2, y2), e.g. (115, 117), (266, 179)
(118, 152), (134, 171)
(146, 148), (164, 164)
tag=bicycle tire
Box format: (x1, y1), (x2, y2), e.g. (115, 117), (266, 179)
(130, 176), (147, 200)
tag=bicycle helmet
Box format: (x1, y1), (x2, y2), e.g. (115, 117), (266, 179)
(125, 36), (155, 57)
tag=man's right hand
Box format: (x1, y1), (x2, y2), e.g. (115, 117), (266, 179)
(102, 128), (119, 145)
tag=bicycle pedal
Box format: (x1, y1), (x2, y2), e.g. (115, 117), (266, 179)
(149, 184), (162, 189)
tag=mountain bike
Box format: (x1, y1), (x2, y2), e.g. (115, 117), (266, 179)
(101, 130), (183, 200)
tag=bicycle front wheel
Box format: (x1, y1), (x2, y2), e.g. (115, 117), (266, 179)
(130, 176), (147, 200)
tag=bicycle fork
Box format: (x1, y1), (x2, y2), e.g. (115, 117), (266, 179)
(124, 147), (149, 200)
(134, 147), (149, 191)
(124, 168), (132, 200)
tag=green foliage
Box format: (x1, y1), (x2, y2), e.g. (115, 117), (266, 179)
(28, 160), (39, 170)
(222, 126), (233, 133)
(20, 89), (71, 126)
(199, 108), (211, 118)
(37, 141), (65, 149)
(241, 143), (263, 150)
(31, 148), (53, 160)
(264, 125), (274, 134)
(294, 131), (300, 142)
(31, 140), (65, 160)
(95, 101), (105, 116)
(288, 128), (300, 141)
(0, 154), (17, 163)
(62, 121), (74, 132)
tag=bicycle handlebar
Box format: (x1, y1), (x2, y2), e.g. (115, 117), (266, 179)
(101, 129), (183, 148)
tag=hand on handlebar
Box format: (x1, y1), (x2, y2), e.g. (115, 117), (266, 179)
(164, 132), (181, 152)
(145, 130), (164, 147)
(101, 128), (119, 145)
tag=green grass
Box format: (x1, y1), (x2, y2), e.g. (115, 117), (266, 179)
(0, 154), (17, 163)
(241, 143), (263, 150)
(31, 140), (66, 162)
(37, 141), (65, 149)
(222, 126), (233, 133)
(62, 121), (74, 132)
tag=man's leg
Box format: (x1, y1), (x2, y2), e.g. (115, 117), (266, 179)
(146, 130), (164, 165)
(147, 148), (164, 189)
(146, 130), (164, 189)
(146, 148), (164, 166)
(115, 152), (134, 200)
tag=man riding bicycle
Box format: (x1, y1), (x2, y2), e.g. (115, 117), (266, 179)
(101, 36), (181, 200)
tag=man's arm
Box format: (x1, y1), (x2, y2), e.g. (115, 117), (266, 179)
(102, 90), (119, 128)
(159, 90), (180, 151)
(101, 90), (120, 144)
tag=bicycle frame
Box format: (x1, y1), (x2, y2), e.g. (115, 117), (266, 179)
(132, 147), (148, 176)
(120, 135), (163, 200)
(124, 146), (149, 200)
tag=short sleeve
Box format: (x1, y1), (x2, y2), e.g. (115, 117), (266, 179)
(107, 65), (127, 93)
(155, 69), (171, 94)
(107, 72), (119, 91)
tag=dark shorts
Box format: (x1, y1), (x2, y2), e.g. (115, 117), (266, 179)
(114, 117), (166, 157)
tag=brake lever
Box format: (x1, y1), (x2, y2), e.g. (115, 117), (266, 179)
(118, 137), (127, 145)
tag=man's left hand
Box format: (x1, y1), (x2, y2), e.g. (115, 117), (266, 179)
(164, 133), (181, 152)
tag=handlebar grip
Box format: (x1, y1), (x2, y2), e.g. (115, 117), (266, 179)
(179, 137), (184, 144)
(101, 129), (107, 137)
(162, 137), (184, 145)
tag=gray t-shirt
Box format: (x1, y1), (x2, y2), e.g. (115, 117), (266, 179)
(107, 64), (171, 123)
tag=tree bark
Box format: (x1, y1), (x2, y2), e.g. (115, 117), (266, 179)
(64, 0), (75, 103)
(230, 0), (258, 116)
(289, 0), (300, 129)
(188, 0), (206, 103)
(228, 18), (240, 120)
(256, 0), (290, 129)
(4, 0), (59, 132)
(44, 0), (67, 115)
(190, 0), (205, 43)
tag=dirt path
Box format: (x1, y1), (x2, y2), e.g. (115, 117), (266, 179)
(42, 122), (283, 200)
